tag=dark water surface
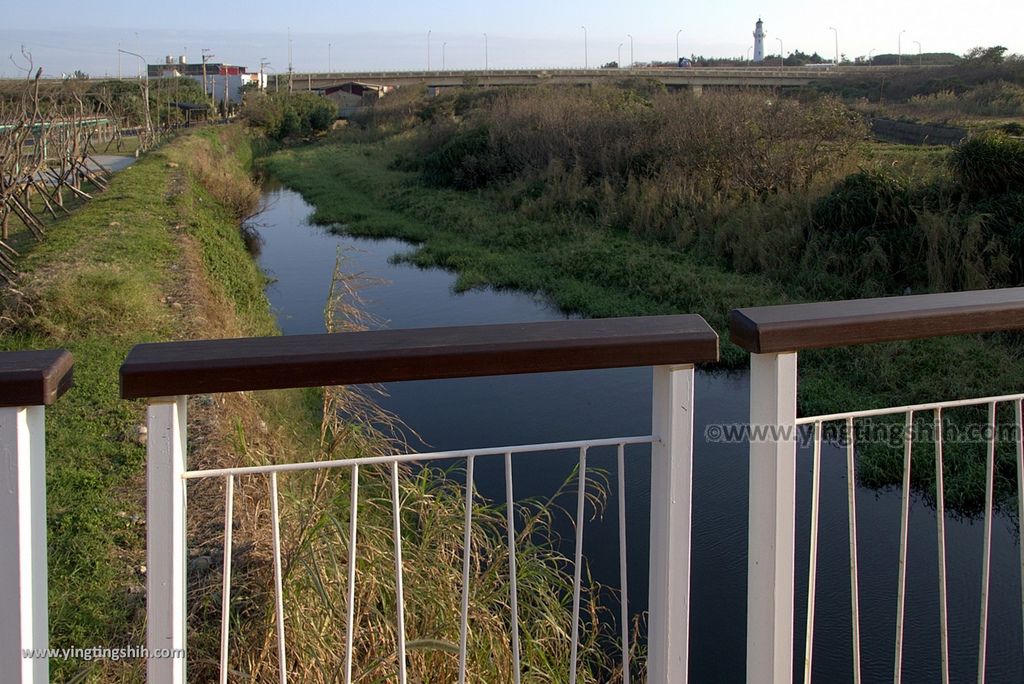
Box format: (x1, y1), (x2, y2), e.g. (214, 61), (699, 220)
(253, 181), (1023, 683)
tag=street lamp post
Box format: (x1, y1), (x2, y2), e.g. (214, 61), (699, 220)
(484, 33), (488, 73)
(829, 26), (839, 66)
(747, 45), (753, 63)
(914, 40), (922, 66)
(777, 37), (784, 68)
(869, 49), (876, 65)
(427, 30), (432, 70)
(676, 29), (682, 63)
(442, 42), (447, 71)
(628, 34), (634, 68)
(618, 43), (623, 68)
(118, 48), (152, 140)
(328, 43), (332, 73)
(898, 29), (906, 66)
(581, 26), (588, 69)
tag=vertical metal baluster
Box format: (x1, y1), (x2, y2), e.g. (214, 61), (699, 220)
(1015, 397), (1024, 663)
(803, 421), (823, 684)
(505, 452), (522, 684)
(569, 447), (588, 684)
(219, 475), (234, 684)
(846, 416), (862, 684)
(894, 411), (914, 684)
(391, 461), (408, 684)
(977, 403), (997, 684)
(458, 456), (475, 684)
(269, 472), (287, 684)
(617, 444), (630, 684)
(935, 408), (950, 684)
(344, 465), (359, 684)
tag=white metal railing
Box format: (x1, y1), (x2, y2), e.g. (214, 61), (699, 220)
(0, 349), (73, 684)
(145, 365), (694, 683)
(797, 394), (1024, 684)
(123, 315), (718, 683)
(185, 435), (655, 684)
(733, 288), (1024, 684)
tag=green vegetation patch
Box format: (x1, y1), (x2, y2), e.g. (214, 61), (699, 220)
(263, 87), (1024, 511)
(0, 127), (279, 680)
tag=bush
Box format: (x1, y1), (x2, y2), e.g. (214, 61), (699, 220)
(241, 92), (336, 140)
(950, 132), (1024, 197)
(421, 127), (507, 189)
(812, 170), (916, 234)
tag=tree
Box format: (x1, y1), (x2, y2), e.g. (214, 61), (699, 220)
(964, 46), (1008, 65)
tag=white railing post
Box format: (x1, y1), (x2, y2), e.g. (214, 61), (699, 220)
(746, 352), (798, 684)
(0, 405), (49, 683)
(147, 396), (188, 684)
(647, 364), (695, 683)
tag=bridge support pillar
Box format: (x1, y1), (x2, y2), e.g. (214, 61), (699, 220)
(690, 84), (704, 97)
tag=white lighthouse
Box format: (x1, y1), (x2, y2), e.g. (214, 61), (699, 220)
(753, 18), (766, 62)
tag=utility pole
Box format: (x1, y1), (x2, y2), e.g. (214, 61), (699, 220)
(201, 48), (215, 109)
(117, 43), (121, 79)
(328, 42), (332, 73)
(442, 42), (447, 71)
(484, 33), (488, 73)
(427, 30), (432, 70)
(287, 27), (293, 93)
(260, 58), (270, 92)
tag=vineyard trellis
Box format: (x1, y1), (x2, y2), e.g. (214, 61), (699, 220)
(0, 61), (158, 286)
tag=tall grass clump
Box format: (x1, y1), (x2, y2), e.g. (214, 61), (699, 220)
(392, 86), (867, 245)
(224, 254), (633, 683)
(950, 131), (1024, 198)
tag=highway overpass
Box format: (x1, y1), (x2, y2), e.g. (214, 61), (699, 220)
(281, 65), (864, 92)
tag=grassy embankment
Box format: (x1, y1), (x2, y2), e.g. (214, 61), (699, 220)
(262, 85), (1024, 513)
(2, 124), (624, 683)
(0, 124), (308, 680)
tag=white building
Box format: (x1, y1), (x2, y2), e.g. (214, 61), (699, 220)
(148, 56), (266, 105)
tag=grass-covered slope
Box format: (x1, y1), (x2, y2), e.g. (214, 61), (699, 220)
(1, 126), (282, 681)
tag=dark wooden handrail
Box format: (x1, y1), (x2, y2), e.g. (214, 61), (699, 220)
(0, 349), (74, 407)
(730, 288), (1024, 353)
(120, 315), (719, 399)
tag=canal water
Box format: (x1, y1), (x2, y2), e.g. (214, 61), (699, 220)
(252, 180), (1023, 683)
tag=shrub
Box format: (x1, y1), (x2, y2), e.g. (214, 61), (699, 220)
(241, 92), (336, 140)
(950, 132), (1024, 197)
(812, 170), (916, 234)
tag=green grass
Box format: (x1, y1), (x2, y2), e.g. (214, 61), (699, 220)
(2, 147), (178, 680)
(0, 127), (284, 681)
(263, 138), (784, 365)
(263, 134), (1024, 511)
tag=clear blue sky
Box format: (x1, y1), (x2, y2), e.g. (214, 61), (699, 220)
(1, 0), (1020, 76)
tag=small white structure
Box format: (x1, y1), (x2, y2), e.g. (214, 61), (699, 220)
(753, 18), (766, 63)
